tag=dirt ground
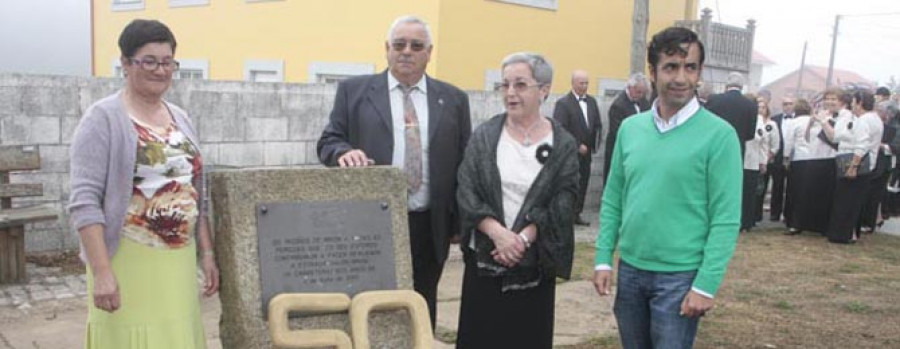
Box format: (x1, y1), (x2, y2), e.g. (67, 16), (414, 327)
(563, 228), (900, 348)
(3, 226), (899, 348)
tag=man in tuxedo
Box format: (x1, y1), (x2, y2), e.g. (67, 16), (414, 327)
(553, 70), (601, 226)
(768, 96), (795, 221)
(705, 72), (757, 156)
(604, 73), (650, 183)
(317, 15), (472, 328)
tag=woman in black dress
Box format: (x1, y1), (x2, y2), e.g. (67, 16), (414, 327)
(455, 52), (579, 348)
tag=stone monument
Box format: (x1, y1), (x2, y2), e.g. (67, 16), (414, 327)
(211, 167), (415, 348)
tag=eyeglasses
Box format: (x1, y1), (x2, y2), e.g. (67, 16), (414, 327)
(495, 81), (542, 93)
(128, 57), (180, 72)
(390, 40), (427, 52)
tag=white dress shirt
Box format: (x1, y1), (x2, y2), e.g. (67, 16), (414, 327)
(650, 96), (700, 133)
(573, 91), (589, 126)
(834, 112), (875, 170)
(859, 111), (884, 171)
(744, 116), (779, 170)
(388, 72), (430, 211)
(782, 115), (837, 161)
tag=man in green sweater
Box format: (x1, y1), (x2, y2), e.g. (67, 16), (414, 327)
(593, 27), (742, 348)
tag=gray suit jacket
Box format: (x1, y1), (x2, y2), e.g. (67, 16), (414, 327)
(317, 70), (472, 263)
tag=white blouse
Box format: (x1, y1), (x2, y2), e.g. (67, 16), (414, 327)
(497, 128), (553, 228)
(782, 115), (837, 161)
(834, 111), (882, 171)
(744, 115), (780, 170)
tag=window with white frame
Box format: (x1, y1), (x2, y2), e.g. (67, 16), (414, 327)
(177, 69), (204, 80)
(169, 0), (209, 7)
(307, 62), (375, 84)
(489, 0), (557, 11)
(484, 69), (502, 91)
(176, 59), (208, 79)
(599, 78), (626, 99)
(244, 60), (284, 82)
(169, 0), (209, 8)
(318, 74), (357, 84)
(112, 0), (144, 11)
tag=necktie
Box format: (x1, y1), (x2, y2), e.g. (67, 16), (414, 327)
(579, 97), (587, 102)
(401, 85), (423, 192)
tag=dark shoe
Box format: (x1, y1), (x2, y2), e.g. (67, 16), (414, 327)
(769, 216), (781, 222)
(574, 217), (590, 226)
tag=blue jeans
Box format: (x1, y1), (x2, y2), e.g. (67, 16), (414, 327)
(613, 260), (700, 349)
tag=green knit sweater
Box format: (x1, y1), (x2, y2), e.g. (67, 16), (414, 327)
(595, 107), (742, 296)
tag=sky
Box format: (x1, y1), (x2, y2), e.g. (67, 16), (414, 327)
(697, 0), (900, 86)
(0, 0), (91, 76)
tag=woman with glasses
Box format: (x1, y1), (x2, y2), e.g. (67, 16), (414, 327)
(455, 52), (578, 348)
(68, 19), (218, 348)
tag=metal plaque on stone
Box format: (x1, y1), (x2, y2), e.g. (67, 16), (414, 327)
(257, 200), (396, 314)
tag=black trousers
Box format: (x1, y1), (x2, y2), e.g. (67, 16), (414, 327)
(828, 174), (870, 242)
(860, 157), (891, 229)
(741, 169), (759, 230)
(575, 153), (591, 216)
(408, 210), (444, 330)
(768, 163), (788, 220)
(603, 145), (613, 186)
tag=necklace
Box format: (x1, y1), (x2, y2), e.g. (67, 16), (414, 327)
(508, 118), (542, 146)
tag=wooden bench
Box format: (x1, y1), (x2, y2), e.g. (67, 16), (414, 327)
(0, 145), (59, 284)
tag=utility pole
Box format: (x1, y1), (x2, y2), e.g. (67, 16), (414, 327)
(796, 41), (807, 97)
(630, 0), (650, 75)
(825, 15), (841, 88)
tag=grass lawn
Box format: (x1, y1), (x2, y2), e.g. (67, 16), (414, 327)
(563, 228), (900, 348)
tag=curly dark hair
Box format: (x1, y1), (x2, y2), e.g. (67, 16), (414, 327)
(647, 27), (705, 73)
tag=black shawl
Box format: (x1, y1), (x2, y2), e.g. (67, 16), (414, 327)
(456, 113), (579, 291)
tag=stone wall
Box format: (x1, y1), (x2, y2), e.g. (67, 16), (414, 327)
(0, 73), (608, 252)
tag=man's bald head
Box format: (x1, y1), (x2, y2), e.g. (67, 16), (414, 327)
(571, 70), (589, 96)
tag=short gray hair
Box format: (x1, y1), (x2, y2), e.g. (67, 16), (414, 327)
(626, 73), (648, 89)
(387, 15), (433, 46)
(725, 72), (745, 88)
(501, 52), (553, 86)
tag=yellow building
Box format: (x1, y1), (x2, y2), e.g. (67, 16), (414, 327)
(93, 0), (697, 94)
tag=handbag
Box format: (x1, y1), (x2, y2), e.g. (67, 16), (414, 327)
(835, 152), (871, 178)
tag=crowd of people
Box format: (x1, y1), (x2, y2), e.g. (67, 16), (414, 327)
(727, 85), (899, 245)
(67, 13), (896, 349)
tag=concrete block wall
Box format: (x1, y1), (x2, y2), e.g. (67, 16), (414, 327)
(0, 73), (608, 252)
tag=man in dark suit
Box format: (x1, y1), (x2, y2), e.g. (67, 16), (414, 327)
(553, 70), (601, 226)
(317, 15), (471, 328)
(604, 73), (650, 183)
(768, 96), (795, 221)
(705, 72), (757, 156)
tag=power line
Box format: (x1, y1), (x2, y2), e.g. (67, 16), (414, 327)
(841, 11), (900, 18)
